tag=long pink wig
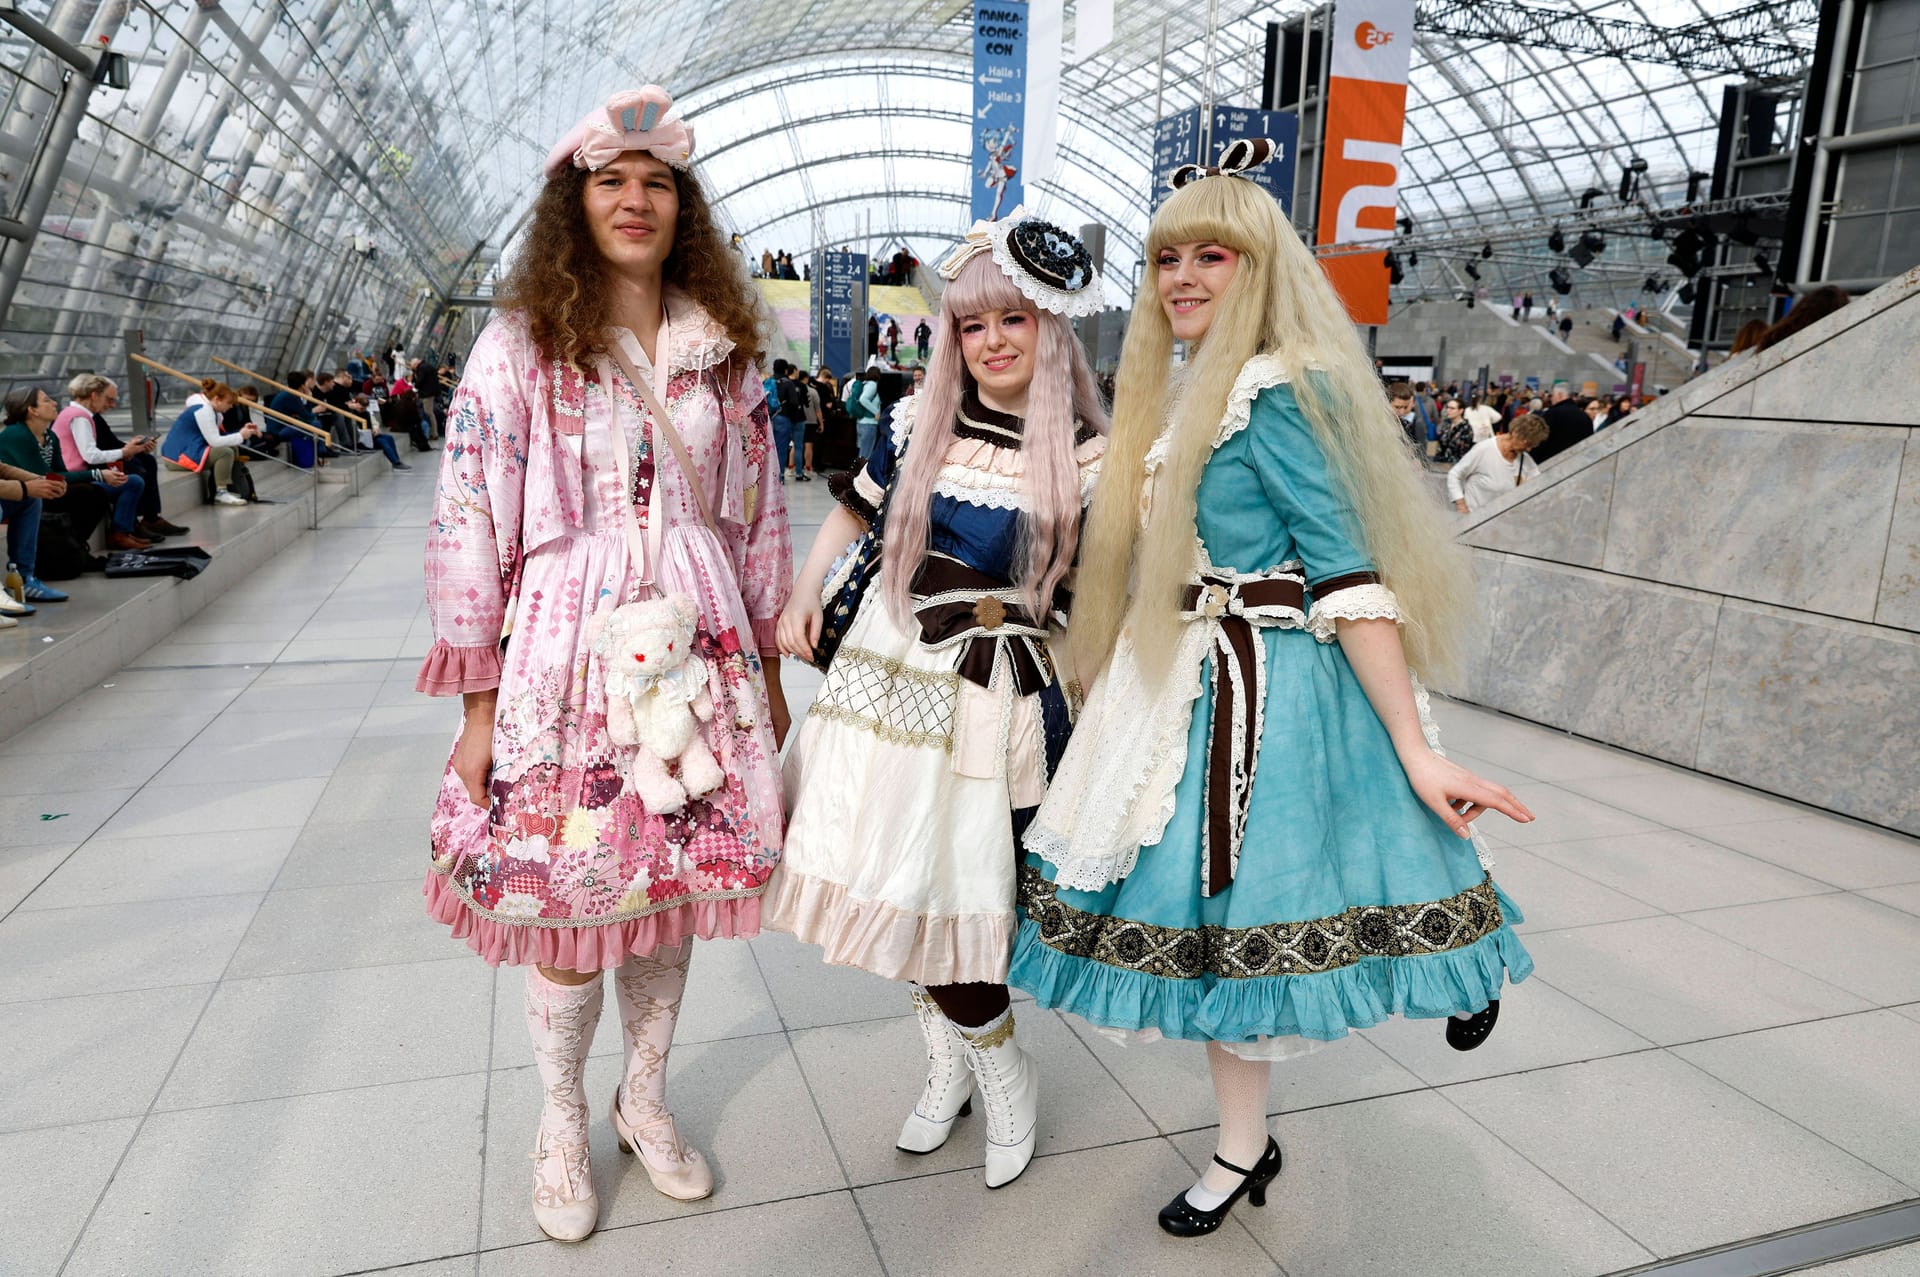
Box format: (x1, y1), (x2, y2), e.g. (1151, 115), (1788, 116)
(880, 254), (1109, 625)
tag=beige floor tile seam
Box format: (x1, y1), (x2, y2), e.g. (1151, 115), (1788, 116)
(1425, 1075), (1664, 1265)
(5, 516), (406, 930)
(1657, 1047), (1920, 1198)
(1662, 894), (1920, 1004)
(48, 505), (434, 1274)
(471, 964), (500, 1265)
(6, 882), (295, 919)
(1518, 824), (1879, 898)
(460, 1187), (882, 1272)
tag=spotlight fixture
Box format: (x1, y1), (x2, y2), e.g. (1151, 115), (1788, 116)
(1643, 275), (1660, 292)
(1580, 187), (1605, 209)
(1570, 243), (1596, 268)
(1579, 230), (1606, 255)
(1547, 227), (1566, 254)
(1686, 170), (1710, 202)
(1481, 241), (1493, 259)
(1667, 228), (1705, 275)
(1678, 280), (1698, 304)
(1407, 250), (1419, 267)
(1397, 215), (1415, 234)
(1463, 261), (1481, 281)
(1383, 250), (1404, 285)
(1464, 292), (1476, 309)
(1549, 266), (1573, 295)
(1753, 251), (1772, 275)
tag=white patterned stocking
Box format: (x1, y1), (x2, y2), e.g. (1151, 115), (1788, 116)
(613, 941), (694, 1168)
(525, 968), (603, 1207)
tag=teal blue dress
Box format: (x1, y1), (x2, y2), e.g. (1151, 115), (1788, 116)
(1009, 370), (1533, 1046)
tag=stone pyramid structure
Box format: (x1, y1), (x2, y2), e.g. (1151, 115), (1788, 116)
(1446, 266), (1920, 835)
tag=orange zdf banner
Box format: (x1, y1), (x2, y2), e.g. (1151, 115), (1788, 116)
(1316, 0), (1415, 326)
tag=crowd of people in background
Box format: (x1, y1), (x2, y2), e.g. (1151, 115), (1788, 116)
(0, 341), (455, 627)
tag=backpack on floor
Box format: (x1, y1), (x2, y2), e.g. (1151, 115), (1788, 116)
(32, 513), (95, 580)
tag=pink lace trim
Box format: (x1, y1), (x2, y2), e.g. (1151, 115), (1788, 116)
(415, 639), (503, 695)
(760, 866), (1013, 986)
(424, 869), (762, 968)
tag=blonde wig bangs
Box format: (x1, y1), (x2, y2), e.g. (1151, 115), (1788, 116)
(1072, 175), (1471, 687)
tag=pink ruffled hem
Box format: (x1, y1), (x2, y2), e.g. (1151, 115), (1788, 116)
(759, 866), (1012, 986)
(751, 616), (778, 656)
(415, 639), (503, 696)
(424, 870), (763, 969)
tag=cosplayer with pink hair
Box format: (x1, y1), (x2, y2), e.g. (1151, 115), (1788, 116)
(766, 212), (1108, 1189)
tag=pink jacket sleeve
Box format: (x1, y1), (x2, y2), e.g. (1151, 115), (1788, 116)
(416, 321), (532, 695)
(724, 359), (792, 654)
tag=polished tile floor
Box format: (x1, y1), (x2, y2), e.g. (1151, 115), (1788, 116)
(3, 472), (1918, 1277)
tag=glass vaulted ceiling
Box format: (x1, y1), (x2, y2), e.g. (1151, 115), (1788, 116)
(0, 0), (1818, 382)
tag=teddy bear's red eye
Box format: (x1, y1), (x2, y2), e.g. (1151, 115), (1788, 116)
(634, 653), (646, 662)
(668, 642), (673, 651)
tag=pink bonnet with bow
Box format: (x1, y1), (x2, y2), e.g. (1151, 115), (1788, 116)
(543, 86), (695, 180)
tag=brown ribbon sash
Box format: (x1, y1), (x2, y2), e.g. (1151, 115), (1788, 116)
(1177, 569), (1379, 897)
(912, 556), (1054, 695)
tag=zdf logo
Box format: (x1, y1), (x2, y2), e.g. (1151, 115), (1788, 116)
(1355, 20), (1394, 49)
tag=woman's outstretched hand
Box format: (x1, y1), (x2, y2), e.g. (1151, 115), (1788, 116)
(1401, 749), (1534, 838)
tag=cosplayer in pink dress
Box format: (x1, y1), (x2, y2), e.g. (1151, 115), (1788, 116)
(415, 86), (792, 1242)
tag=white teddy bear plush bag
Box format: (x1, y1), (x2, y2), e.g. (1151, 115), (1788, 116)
(586, 343), (738, 814)
(589, 595), (724, 813)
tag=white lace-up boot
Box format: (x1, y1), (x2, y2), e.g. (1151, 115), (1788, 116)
(897, 988), (975, 1153)
(957, 1007), (1038, 1188)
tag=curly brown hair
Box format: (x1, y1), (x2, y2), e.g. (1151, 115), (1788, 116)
(498, 162), (766, 372)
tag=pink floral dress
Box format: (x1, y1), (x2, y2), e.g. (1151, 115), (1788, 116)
(417, 294), (792, 968)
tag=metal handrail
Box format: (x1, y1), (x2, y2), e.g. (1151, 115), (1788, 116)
(129, 352), (352, 530)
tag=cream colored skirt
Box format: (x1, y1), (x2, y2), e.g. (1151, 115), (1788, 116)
(762, 599), (1054, 985)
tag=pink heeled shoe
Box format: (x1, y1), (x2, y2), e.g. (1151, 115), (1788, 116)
(610, 1088), (713, 1201)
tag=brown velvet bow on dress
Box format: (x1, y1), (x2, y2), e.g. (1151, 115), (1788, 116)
(912, 555), (1055, 696)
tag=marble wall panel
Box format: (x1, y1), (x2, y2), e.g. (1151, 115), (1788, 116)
(1602, 419), (1906, 622)
(1876, 430), (1920, 633)
(1473, 556), (1719, 765)
(1696, 601), (1920, 836)
(1438, 549), (1507, 704)
(1463, 455), (1616, 568)
(1734, 295), (1920, 426)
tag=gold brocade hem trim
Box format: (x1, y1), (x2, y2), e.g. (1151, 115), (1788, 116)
(1018, 864), (1506, 979)
(434, 862), (770, 928)
(959, 1010), (1017, 1049)
(814, 644), (960, 750)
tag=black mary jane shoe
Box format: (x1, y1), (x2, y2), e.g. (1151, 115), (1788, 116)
(1445, 999), (1500, 1051)
(1157, 1137), (1283, 1237)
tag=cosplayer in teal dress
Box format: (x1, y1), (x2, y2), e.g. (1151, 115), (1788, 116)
(1010, 357), (1533, 1050)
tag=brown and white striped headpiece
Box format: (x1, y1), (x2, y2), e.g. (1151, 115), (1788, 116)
(1170, 137), (1278, 190)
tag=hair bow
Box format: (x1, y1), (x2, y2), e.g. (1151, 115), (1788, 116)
(543, 86), (695, 180)
(1169, 137), (1278, 191)
(936, 205), (1028, 281)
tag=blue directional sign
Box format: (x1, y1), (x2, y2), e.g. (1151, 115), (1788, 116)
(1151, 105), (1300, 214)
(813, 250), (867, 381)
(972, 2), (1028, 221)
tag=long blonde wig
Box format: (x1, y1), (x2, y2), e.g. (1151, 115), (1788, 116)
(1073, 175), (1471, 685)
